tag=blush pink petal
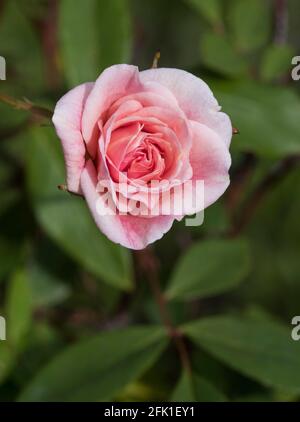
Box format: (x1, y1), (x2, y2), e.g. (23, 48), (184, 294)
(107, 123), (142, 170)
(82, 65), (142, 156)
(52, 82), (93, 193)
(189, 120), (231, 209)
(140, 68), (232, 147)
(80, 160), (175, 249)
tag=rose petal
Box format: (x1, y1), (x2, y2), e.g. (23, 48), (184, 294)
(82, 65), (142, 157)
(80, 160), (175, 249)
(140, 68), (232, 146)
(52, 82), (93, 193)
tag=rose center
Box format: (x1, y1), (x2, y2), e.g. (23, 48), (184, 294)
(120, 135), (166, 182)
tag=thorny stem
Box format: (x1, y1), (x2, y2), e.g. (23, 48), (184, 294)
(57, 184), (84, 198)
(0, 93), (53, 121)
(135, 248), (192, 374)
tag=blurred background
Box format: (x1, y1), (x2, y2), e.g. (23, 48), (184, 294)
(1, 0), (300, 402)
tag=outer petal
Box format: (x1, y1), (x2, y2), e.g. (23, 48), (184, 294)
(190, 120), (231, 209)
(52, 82), (93, 193)
(82, 64), (142, 156)
(80, 160), (175, 250)
(140, 68), (232, 146)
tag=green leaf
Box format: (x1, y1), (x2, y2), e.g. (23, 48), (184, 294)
(18, 326), (168, 402)
(0, 237), (22, 283)
(185, 0), (223, 27)
(59, 0), (132, 86)
(183, 316), (300, 393)
(200, 31), (247, 77)
(234, 392), (275, 402)
(26, 238), (72, 308)
(0, 342), (13, 385)
(6, 269), (33, 349)
(238, 168), (300, 311)
(0, 268), (32, 383)
(130, 0), (204, 70)
(228, 0), (271, 53)
(0, 190), (20, 219)
(201, 201), (230, 234)
(25, 127), (133, 290)
(260, 44), (294, 82)
(27, 261), (71, 308)
(0, 0), (45, 95)
(171, 371), (226, 402)
(166, 238), (251, 300)
(278, 171), (300, 298)
(215, 81), (300, 158)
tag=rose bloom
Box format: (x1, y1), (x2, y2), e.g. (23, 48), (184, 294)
(53, 65), (232, 249)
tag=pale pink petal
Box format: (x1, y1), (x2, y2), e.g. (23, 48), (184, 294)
(190, 120), (231, 209)
(140, 68), (232, 146)
(108, 90), (180, 117)
(117, 213), (174, 250)
(80, 160), (175, 250)
(52, 82), (93, 193)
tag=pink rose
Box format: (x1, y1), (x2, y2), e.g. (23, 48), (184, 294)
(52, 65), (231, 249)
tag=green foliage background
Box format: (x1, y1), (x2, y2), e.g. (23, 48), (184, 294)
(1, 0), (300, 402)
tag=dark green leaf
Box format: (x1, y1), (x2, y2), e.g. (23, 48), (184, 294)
(6, 269), (32, 349)
(0, 0), (45, 95)
(0, 342), (12, 385)
(0, 190), (20, 218)
(59, 0), (132, 86)
(27, 263), (71, 308)
(216, 81), (300, 157)
(0, 237), (22, 283)
(183, 316), (300, 393)
(201, 201), (230, 234)
(18, 326), (168, 402)
(166, 238), (251, 300)
(130, 0), (204, 69)
(27, 238), (72, 308)
(171, 371), (226, 402)
(25, 127), (133, 290)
